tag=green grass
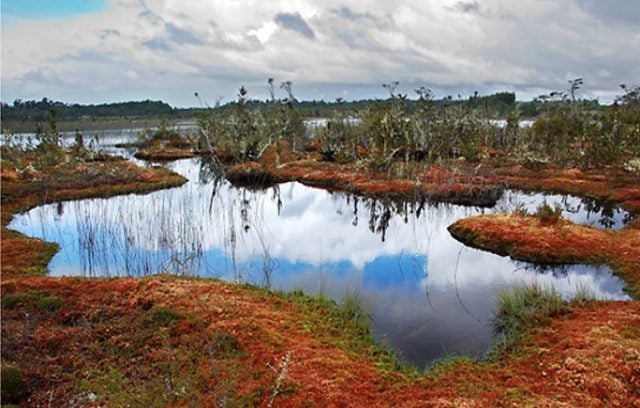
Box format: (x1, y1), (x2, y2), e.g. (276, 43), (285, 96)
(490, 283), (569, 356)
(274, 288), (419, 377)
(1, 290), (64, 312)
(425, 355), (476, 378)
(147, 306), (183, 325)
(571, 282), (597, 305)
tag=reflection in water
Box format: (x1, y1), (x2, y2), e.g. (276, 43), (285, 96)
(10, 157), (631, 369)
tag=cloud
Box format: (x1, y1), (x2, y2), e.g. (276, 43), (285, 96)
(274, 11), (315, 39)
(165, 23), (203, 45)
(451, 1), (480, 14)
(1, 0), (639, 105)
(99, 28), (121, 39)
(334, 6), (375, 22)
(579, 0), (640, 27)
(143, 37), (173, 51)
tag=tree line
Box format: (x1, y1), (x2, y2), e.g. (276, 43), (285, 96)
(2, 91), (576, 123)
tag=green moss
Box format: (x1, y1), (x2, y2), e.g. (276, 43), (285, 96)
(1, 366), (28, 404)
(425, 355), (476, 378)
(210, 331), (241, 356)
(277, 288), (418, 377)
(1, 290), (63, 311)
(148, 307), (183, 325)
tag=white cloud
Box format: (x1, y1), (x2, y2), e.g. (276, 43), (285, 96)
(1, 0), (639, 105)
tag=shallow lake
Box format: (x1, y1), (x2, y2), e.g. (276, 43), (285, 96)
(9, 146), (632, 369)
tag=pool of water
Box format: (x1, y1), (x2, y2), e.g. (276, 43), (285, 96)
(8, 153), (632, 369)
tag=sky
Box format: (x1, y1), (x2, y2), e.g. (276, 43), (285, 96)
(1, 0), (639, 107)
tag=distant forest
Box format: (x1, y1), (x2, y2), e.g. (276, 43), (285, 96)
(1, 92), (601, 124)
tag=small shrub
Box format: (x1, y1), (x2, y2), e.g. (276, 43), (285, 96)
(148, 307), (183, 325)
(1, 292), (33, 309)
(534, 202), (563, 224)
(1, 366), (28, 403)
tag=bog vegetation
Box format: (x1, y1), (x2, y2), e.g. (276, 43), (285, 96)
(188, 79), (640, 174)
(3, 79), (639, 177)
(0, 106), (111, 173)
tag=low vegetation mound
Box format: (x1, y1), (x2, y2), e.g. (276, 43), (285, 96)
(448, 213), (640, 297)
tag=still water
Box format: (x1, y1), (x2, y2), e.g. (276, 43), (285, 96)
(9, 155), (631, 369)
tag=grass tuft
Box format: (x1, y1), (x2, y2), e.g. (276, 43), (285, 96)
(491, 283), (569, 355)
(340, 290), (372, 329)
(571, 282), (597, 305)
(533, 202), (563, 224)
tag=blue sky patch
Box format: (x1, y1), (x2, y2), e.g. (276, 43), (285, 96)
(363, 254), (427, 289)
(2, 0), (107, 20)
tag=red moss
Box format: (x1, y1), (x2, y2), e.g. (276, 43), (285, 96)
(486, 164), (640, 213)
(134, 147), (196, 160)
(2, 276), (638, 406)
(449, 214), (640, 297)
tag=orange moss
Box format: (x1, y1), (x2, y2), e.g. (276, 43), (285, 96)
(226, 158), (504, 205)
(449, 214), (640, 297)
(1, 231), (59, 276)
(134, 147), (196, 160)
(487, 164), (640, 213)
(1, 276), (638, 406)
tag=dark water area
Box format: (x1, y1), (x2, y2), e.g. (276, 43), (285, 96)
(7, 136), (633, 369)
